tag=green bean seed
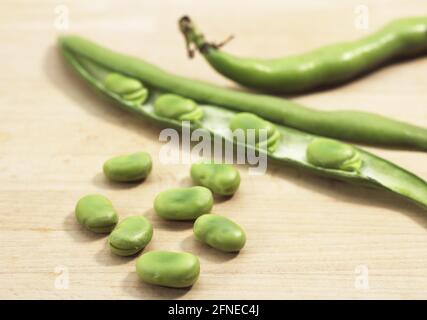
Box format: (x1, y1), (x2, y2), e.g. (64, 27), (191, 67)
(103, 152), (152, 182)
(154, 93), (203, 121)
(154, 186), (213, 220)
(136, 251), (200, 288)
(306, 138), (362, 172)
(122, 88), (146, 100)
(122, 88), (149, 105)
(194, 215), (246, 252)
(104, 73), (148, 106)
(191, 162), (240, 196)
(229, 112), (281, 152)
(104, 73), (143, 94)
(75, 194), (118, 233)
(108, 216), (153, 256)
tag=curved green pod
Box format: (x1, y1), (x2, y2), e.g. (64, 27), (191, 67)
(59, 36), (427, 211)
(58, 35), (427, 150)
(179, 16), (427, 93)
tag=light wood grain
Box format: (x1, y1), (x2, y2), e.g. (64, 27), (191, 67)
(1, 0), (427, 299)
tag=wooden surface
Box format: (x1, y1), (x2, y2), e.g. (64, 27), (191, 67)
(1, 0), (427, 299)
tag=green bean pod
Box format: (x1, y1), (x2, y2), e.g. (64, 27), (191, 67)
(179, 16), (427, 93)
(59, 35), (427, 150)
(59, 36), (427, 211)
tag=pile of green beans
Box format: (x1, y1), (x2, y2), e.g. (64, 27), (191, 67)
(74, 156), (245, 288)
(179, 16), (427, 93)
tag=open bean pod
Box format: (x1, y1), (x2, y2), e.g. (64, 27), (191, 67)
(60, 36), (427, 211)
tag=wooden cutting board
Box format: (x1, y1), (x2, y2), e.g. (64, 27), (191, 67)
(1, 0), (427, 299)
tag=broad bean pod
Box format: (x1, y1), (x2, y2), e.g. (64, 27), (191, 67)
(59, 36), (427, 211)
(179, 16), (427, 93)
(59, 35), (427, 150)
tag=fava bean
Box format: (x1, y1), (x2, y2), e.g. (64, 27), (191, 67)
(230, 112), (281, 152)
(136, 251), (200, 288)
(193, 215), (246, 252)
(108, 216), (153, 256)
(306, 138), (362, 172)
(75, 194), (118, 233)
(104, 73), (148, 106)
(154, 186), (213, 220)
(104, 73), (143, 94)
(154, 93), (203, 121)
(191, 162), (240, 196)
(103, 152), (152, 182)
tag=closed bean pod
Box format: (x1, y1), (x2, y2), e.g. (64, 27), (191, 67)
(180, 16), (427, 93)
(103, 151), (152, 182)
(154, 186), (213, 220)
(108, 216), (153, 256)
(194, 214), (246, 252)
(75, 194), (118, 233)
(191, 162), (240, 196)
(136, 251), (200, 288)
